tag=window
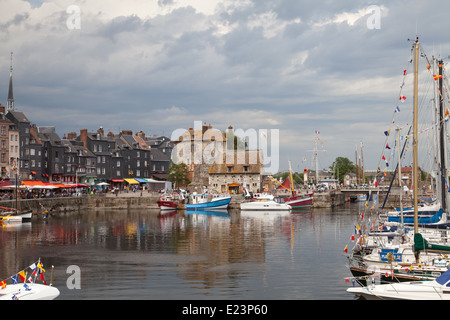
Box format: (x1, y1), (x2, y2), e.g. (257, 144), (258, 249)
(227, 166), (233, 173)
(244, 166), (249, 172)
(117, 161), (120, 167)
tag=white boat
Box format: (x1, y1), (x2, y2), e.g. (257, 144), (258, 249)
(252, 193), (274, 201)
(0, 283), (60, 300)
(240, 199), (291, 211)
(347, 268), (450, 300)
(1, 211), (32, 224)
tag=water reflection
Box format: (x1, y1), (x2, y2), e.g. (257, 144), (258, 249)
(0, 205), (359, 299)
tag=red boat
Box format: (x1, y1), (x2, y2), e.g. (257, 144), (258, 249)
(282, 191), (314, 209)
(157, 194), (180, 210)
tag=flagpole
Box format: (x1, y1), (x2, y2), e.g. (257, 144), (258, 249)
(412, 37), (419, 263)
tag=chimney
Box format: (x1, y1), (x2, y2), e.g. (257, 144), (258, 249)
(67, 132), (77, 140)
(97, 126), (104, 137)
(121, 129), (133, 136)
(80, 128), (88, 148)
(107, 132), (115, 138)
(135, 131), (146, 140)
(202, 122), (208, 134)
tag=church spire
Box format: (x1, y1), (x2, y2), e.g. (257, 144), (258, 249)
(7, 52), (14, 111)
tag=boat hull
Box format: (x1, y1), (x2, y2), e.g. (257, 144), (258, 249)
(0, 284), (60, 300)
(157, 200), (178, 210)
(185, 196), (231, 210)
(0, 211), (32, 224)
(282, 193), (314, 209)
(240, 201), (291, 211)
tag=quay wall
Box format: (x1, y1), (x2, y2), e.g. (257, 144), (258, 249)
(0, 190), (405, 214)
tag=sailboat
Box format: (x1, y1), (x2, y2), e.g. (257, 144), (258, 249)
(0, 164), (33, 224)
(347, 267), (450, 300)
(271, 161), (314, 209)
(347, 38), (450, 290)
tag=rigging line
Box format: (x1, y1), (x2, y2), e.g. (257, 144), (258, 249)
(376, 47), (415, 170)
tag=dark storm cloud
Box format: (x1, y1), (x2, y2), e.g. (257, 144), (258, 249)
(1, 0), (450, 171)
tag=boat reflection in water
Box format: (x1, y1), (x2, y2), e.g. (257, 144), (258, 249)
(0, 206), (358, 300)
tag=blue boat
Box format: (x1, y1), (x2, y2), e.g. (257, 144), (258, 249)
(185, 194), (231, 210)
(185, 209), (229, 217)
(388, 209), (444, 225)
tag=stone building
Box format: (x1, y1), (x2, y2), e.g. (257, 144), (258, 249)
(208, 149), (262, 194)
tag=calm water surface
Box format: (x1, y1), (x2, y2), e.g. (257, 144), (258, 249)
(0, 202), (363, 300)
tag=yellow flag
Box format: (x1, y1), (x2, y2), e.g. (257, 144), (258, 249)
(37, 262), (45, 273)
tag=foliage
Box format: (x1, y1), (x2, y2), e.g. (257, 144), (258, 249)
(168, 163), (190, 189)
(329, 157), (355, 183)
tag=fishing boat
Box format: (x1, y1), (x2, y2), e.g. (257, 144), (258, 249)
(347, 267), (450, 300)
(157, 193), (181, 210)
(185, 193), (231, 210)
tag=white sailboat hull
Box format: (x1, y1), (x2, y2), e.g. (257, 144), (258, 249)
(347, 281), (450, 300)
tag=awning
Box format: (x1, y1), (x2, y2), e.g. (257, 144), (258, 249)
(144, 178), (163, 183)
(22, 181), (45, 186)
(124, 178), (139, 184)
(111, 179), (124, 182)
(135, 178), (147, 183)
(228, 183), (241, 187)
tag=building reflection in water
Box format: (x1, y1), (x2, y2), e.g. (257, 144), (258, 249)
(0, 207), (323, 298)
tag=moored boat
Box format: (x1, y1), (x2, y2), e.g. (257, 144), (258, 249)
(240, 199), (291, 211)
(0, 283), (60, 300)
(0, 259), (59, 300)
(281, 192), (314, 209)
(347, 267), (450, 300)
(185, 193), (231, 210)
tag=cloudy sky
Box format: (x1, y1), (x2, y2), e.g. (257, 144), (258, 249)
(1, 0), (450, 174)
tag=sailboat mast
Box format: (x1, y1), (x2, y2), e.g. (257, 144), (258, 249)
(413, 37), (419, 234)
(288, 160), (294, 194)
(438, 59), (448, 213)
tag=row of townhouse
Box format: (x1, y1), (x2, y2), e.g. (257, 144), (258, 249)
(0, 105), (172, 186)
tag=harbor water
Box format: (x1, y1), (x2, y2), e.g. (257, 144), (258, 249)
(0, 202), (364, 300)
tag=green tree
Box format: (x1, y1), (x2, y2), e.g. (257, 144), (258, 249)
(168, 163), (191, 189)
(330, 157), (355, 183)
